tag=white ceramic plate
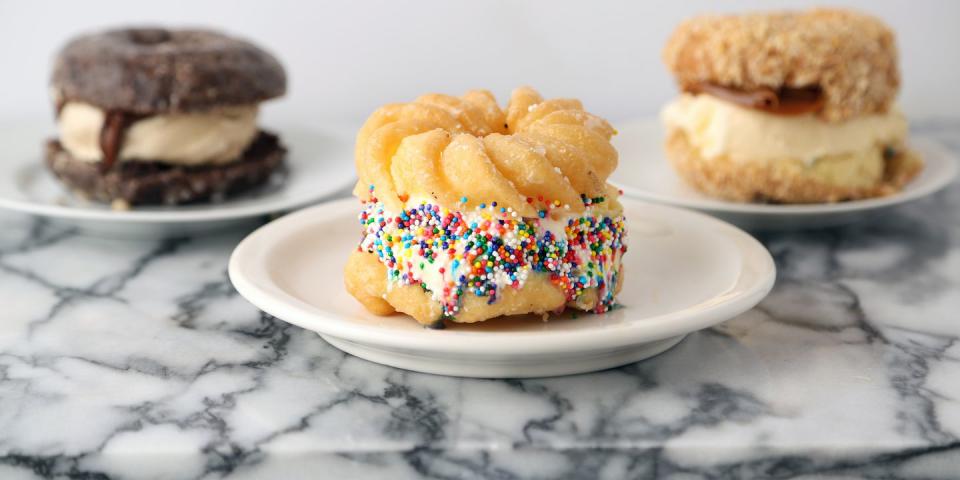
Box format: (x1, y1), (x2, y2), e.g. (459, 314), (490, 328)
(0, 120), (356, 238)
(610, 120), (958, 231)
(229, 196), (776, 378)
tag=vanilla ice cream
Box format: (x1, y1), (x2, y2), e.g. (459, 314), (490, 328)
(662, 94), (907, 165)
(58, 102), (259, 166)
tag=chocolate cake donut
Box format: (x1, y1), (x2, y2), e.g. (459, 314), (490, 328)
(47, 27), (287, 206)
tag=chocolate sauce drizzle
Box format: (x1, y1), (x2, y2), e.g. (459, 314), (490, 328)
(54, 98), (66, 118)
(687, 83), (825, 116)
(98, 111), (146, 171)
(55, 103), (146, 172)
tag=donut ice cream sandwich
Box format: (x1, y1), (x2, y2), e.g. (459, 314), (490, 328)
(661, 9), (923, 203)
(345, 87), (627, 328)
(47, 28), (287, 207)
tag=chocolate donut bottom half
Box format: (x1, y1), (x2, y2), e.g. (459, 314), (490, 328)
(46, 130), (286, 206)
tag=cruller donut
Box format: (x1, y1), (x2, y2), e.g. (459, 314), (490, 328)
(46, 27), (287, 206)
(660, 8), (923, 204)
(345, 87), (628, 327)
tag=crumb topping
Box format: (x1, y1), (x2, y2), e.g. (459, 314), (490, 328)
(663, 8), (899, 121)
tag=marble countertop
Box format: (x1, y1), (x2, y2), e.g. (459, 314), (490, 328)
(1, 122), (959, 480)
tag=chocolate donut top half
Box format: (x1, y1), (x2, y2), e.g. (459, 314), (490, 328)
(51, 27), (287, 114)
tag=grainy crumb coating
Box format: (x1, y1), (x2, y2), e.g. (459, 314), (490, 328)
(665, 127), (923, 204)
(663, 8), (899, 122)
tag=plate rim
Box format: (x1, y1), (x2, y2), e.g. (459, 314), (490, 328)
(0, 121), (357, 224)
(611, 119), (959, 216)
(0, 183), (356, 223)
(228, 196), (776, 356)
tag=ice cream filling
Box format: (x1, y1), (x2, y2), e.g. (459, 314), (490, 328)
(662, 94), (908, 166)
(57, 102), (259, 166)
(356, 190), (627, 319)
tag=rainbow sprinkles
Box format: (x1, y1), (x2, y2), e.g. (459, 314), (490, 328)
(357, 186), (628, 320)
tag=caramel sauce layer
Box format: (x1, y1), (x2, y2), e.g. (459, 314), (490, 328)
(685, 83), (825, 116)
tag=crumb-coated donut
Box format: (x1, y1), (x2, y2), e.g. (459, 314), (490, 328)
(663, 8), (899, 122)
(52, 28), (286, 113)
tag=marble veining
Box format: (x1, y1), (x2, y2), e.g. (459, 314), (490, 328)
(0, 121), (959, 479)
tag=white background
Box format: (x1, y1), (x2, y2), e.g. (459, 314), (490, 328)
(1, 0), (958, 126)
